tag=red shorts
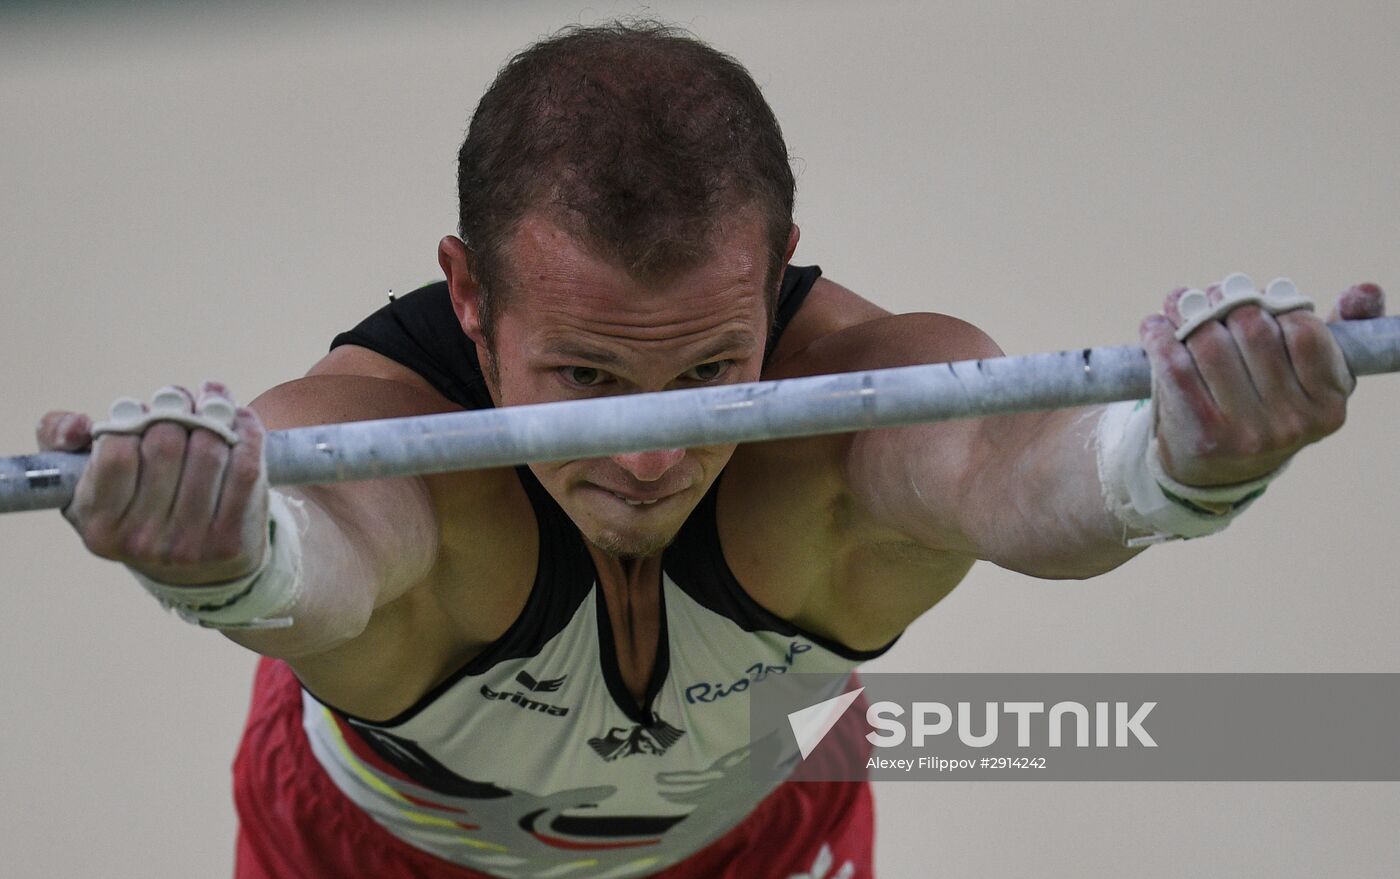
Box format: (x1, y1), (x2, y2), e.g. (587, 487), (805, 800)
(233, 659), (876, 878)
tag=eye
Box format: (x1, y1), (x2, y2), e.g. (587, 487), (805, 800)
(561, 366), (610, 387)
(682, 360), (731, 382)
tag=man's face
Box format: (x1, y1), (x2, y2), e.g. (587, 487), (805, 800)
(479, 211), (776, 559)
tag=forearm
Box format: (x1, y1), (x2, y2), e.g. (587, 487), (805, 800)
(956, 405), (1149, 579)
(215, 490), (365, 658)
(210, 376), (447, 657)
(219, 479), (439, 660)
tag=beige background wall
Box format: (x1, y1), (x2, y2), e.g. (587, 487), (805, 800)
(1, 1), (1396, 876)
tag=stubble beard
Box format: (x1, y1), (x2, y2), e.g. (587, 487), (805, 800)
(585, 525), (678, 561)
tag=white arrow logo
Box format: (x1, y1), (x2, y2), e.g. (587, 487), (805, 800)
(786, 687), (865, 759)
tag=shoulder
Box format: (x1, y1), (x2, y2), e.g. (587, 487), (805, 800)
(251, 372), (458, 430)
(764, 276), (887, 370)
(766, 276), (1002, 378)
(318, 280), (492, 410)
(304, 346), (451, 404)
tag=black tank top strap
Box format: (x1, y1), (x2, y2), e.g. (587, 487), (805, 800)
(663, 473), (902, 663)
(766, 264), (820, 366)
(329, 283), (492, 411)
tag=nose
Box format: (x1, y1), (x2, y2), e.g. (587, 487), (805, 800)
(610, 448), (685, 482)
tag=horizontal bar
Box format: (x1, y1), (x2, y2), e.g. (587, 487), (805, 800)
(2, 315), (1397, 514)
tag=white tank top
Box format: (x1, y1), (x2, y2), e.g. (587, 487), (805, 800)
(300, 471), (897, 878)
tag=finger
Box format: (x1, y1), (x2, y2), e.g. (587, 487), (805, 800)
(164, 383), (240, 560)
(36, 411), (93, 452)
(1139, 313), (1222, 423)
(195, 379), (237, 437)
(116, 423), (188, 545)
(117, 389), (197, 548)
(68, 432), (143, 541)
(1219, 296), (1313, 407)
(1326, 283), (1386, 322)
(165, 425), (234, 559)
(1277, 308), (1356, 404)
(1158, 287), (1193, 328)
(1170, 284), (1268, 417)
(209, 407), (268, 557)
(199, 379), (232, 400)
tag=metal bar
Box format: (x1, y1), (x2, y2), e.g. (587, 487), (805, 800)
(3, 315), (1397, 514)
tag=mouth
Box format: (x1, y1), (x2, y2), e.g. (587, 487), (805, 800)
(588, 484), (681, 509)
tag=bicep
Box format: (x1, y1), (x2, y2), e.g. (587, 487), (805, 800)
(828, 312), (1011, 555)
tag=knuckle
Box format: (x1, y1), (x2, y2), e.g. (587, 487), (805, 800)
(207, 531), (249, 565)
(63, 498), (90, 527)
(1232, 308), (1275, 344)
(1191, 323), (1232, 352)
(240, 432), (264, 460)
(1141, 330), (1171, 360)
(239, 414), (266, 448)
(1313, 399), (1347, 435)
(81, 527), (121, 559)
(139, 426), (187, 461)
(1328, 403), (1348, 433)
(92, 438), (139, 475)
(1289, 317), (1329, 357)
(1271, 413), (1308, 448)
(164, 536), (208, 568)
(226, 453), (264, 490)
(1188, 416), (1225, 458)
(1162, 349), (1198, 383)
(1190, 433), (1221, 459)
(121, 526), (164, 563)
(185, 433), (228, 472)
(1229, 429), (1266, 458)
(1285, 413), (1311, 445)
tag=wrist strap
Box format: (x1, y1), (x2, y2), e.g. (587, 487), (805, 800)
(128, 491), (306, 629)
(1146, 440), (1283, 517)
(1096, 400), (1283, 547)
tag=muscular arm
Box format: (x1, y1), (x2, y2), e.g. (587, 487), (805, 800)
(820, 313), (1142, 580)
(832, 276), (1381, 582)
(36, 368), (461, 662)
(221, 375), (454, 658)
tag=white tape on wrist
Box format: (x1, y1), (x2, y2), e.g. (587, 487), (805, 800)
(1145, 440), (1285, 513)
(129, 491), (307, 629)
(1095, 400), (1282, 548)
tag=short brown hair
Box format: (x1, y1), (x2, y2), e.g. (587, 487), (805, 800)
(457, 20), (796, 341)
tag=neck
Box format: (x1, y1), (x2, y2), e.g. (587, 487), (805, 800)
(588, 547), (662, 589)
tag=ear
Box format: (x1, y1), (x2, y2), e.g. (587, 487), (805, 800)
(783, 223), (800, 265)
(438, 236), (488, 348)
